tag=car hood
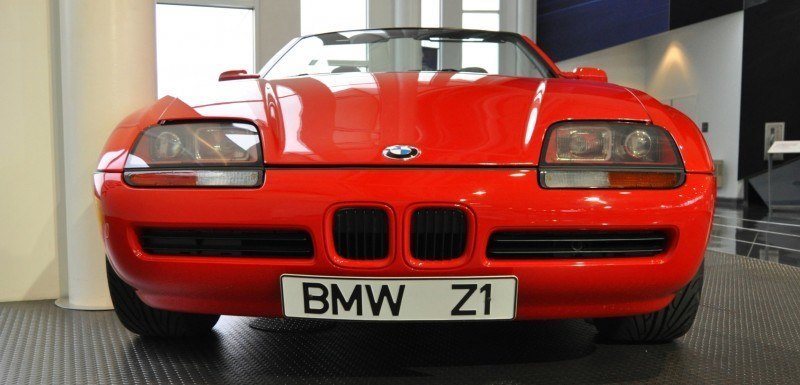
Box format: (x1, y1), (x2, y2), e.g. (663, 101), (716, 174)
(172, 72), (651, 166)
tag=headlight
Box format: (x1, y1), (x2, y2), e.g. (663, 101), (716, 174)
(124, 121), (263, 187)
(540, 122), (683, 189)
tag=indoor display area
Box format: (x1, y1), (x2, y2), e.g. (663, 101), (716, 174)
(1, 0), (799, 384)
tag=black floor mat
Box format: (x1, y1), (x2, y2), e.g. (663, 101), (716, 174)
(2, 251), (799, 384)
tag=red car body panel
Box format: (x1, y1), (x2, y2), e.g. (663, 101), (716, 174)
(96, 34), (715, 320)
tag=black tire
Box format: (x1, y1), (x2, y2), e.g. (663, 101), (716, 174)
(594, 263), (704, 343)
(106, 259), (220, 338)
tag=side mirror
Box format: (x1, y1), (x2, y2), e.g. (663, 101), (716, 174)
(562, 67), (608, 83)
(219, 69), (260, 82)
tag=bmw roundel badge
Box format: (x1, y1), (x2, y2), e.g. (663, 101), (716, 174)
(383, 145), (420, 160)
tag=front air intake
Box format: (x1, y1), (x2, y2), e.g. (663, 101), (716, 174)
(139, 228), (314, 258)
(333, 208), (390, 260)
(410, 208), (468, 260)
(487, 231), (668, 259)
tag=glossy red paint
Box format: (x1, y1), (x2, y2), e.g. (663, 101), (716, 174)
(561, 67), (609, 83)
(98, 73), (712, 172)
(218, 69), (261, 81)
(96, 32), (715, 320)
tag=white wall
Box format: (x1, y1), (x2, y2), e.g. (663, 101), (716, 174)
(0, 1), (61, 301)
(558, 12), (744, 199)
(558, 40), (648, 91)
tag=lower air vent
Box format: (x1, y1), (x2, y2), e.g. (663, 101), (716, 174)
(139, 228), (313, 258)
(333, 208), (390, 260)
(487, 231), (668, 259)
(411, 208), (468, 260)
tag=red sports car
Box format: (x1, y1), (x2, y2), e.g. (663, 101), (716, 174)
(97, 28), (714, 342)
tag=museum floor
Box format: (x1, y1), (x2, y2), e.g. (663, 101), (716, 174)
(2, 206), (800, 384)
(709, 203), (800, 266)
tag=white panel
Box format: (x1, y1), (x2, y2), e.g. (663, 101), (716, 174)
(462, 12), (500, 73)
(157, 4), (255, 98)
(421, 0), (441, 27)
(301, 0), (367, 35)
(157, 0), (255, 8)
(463, 0), (499, 11)
(462, 11), (499, 30)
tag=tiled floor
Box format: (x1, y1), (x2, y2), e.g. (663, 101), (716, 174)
(709, 204), (800, 267)
(4, 251), (800, 385)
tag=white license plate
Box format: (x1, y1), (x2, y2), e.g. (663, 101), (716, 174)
(281, 275), (517, 321)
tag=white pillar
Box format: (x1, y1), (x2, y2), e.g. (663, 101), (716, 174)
(55, 0), (157, 310)
(499, 0), (537, 76)
(441, 0), (461, 28)
(256, 0), (300, 66)
(394, 0), (421, 27)
(440, 0), (462, 70)
(516, 0), (537, 39)
(392, 0), (422, 70)
(368, 0), (394, 28)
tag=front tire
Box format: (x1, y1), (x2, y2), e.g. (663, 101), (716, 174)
(106, 259), (220, 338)
(594, 263), (704, 343)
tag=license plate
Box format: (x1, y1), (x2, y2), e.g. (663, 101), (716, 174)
(281, 275), (517, 321)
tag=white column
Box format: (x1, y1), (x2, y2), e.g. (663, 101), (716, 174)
(441, 0), (461, 28)
(516, 0), (537, 39)
(392, 0), (422, 70)
(500, 0), (537, 37)
(499, 0), (537, 76)
(256, 0), (301, 66)
(440, 0), (462, 70)
(500, 0), (519, 75)
(55, 0), (157, 310)
(394, 0), (421, 27)
(368, 0), (394, 28)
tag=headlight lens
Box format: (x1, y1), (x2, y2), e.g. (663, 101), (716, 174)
(540, 122), (683, 189)
(558, 127), (612, 161)
(151, 131), (183, 160)
(124, 122), (263, 187)
(126, 122), (261, 167)
(623, 129), (653, 159)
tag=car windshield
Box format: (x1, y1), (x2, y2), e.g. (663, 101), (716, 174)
(263, 28), (554, 79)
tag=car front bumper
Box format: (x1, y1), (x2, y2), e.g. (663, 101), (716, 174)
(97, 169), (714, 320)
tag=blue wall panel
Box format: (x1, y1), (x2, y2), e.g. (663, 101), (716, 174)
(537, 0), (670, 61)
